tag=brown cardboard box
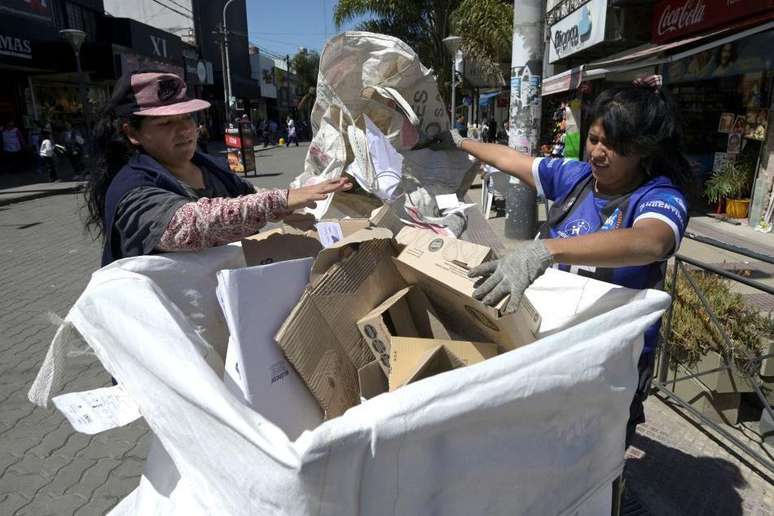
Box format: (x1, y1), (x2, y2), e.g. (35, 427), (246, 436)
(242, 217), (371, 267)
(277, 226), (539, 418)
(276, 227), (406, 418)
(357, 335), (498, 400)
(393, 227), (541, 352)
(388, 337), (498, 391)
(358, 361), (388, 400)
(356, 286), (450, 375)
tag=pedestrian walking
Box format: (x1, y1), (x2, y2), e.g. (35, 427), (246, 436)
(454, 115), (467, 138)
(83, 70), (351, 266)
(2, 120), (25, 173)
(39, 131), (59, 182)
(430, 75), (689, 445)
(286, 116), (299, 147)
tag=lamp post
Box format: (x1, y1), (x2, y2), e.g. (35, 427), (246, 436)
(442, 36), (462, 125)
(60, 29), (92, 159)
(221, 0), (237, 124)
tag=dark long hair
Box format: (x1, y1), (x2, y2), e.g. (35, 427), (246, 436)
(83, 94), (144, 239)
(586, 85), (691, 192)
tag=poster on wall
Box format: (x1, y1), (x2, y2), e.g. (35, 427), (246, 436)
(745, 109), (768, 141)
(731, 116), (746, 136)
(662, 30), (774, 84)
(718, 113), (736, 133)
(712, 152), (728, 172)
(727, 133), (742, 154)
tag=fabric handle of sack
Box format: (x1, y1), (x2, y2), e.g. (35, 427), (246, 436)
(365, 85), (420, 127)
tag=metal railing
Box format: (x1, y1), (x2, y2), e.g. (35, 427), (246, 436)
(654, 231), (774, 476)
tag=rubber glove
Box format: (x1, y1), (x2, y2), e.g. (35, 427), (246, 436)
(467, 240), (553, 313)
(429, 129), (467, 151)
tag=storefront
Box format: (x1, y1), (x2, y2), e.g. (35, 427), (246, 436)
(539, 0), (773, 228)
(539, 0), (651, 160)
(648, 0), (773, 226)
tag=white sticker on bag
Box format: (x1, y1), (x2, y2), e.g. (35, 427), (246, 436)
(315, 222), (344, 247)
(53, 385), (142, 434)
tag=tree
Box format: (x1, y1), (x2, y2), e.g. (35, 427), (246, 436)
(333, 0), (513, 104)
(291, 49), (321, 117)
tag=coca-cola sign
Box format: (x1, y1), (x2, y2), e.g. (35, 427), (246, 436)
(652, 0), (773, 43)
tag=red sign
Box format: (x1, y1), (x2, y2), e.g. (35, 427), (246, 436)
(224, 133), (241, 148)
(651, 0), (773, 44)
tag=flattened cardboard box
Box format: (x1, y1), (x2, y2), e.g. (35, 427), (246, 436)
(394, 227), (541, 352)
(356, 286), (446, 375)
(276, 228), (406, 418)
(357, 336), (497, 400)
(242, 216), (370, 267)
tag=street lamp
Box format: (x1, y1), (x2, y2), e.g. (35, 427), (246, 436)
(60, 29), (92, 160)
(443, 35), (463, 125)
(221, 0), (238, 124)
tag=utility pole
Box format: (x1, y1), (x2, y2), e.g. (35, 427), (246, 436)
(505, 0), (544, 240)
(219, 0), (237, 124)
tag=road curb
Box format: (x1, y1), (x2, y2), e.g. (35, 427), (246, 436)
(0, 183), (85, 207)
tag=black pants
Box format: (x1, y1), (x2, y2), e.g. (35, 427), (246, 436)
(626, 351), (656, 447)
(41, 156), (58, 181)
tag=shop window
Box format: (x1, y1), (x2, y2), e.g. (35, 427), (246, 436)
(65, 2), (84, 31)
(64, 2), (97, 40)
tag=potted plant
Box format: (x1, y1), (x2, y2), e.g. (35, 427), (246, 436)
(705, 153), (756, 218)
(664, 269), (773, 424)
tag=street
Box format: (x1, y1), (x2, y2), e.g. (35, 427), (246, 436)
(0, 144), (306, 515)
(1, 142), (773, 515)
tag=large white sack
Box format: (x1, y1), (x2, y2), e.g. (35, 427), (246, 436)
(29, 244), (670, 515)
(297, 32), (478, 219)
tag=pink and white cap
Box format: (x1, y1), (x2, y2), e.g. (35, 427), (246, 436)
(123, 72), (210, 117)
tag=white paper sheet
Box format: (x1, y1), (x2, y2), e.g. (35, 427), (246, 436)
(53, 385), (142, 435)
(217, 258), (323, 439)
(315, 222), (344, 247)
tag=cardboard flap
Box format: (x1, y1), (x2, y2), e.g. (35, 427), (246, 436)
(442, 339), (499, 365)
(310, 227), (394, 283)
(243, 232), (323, 267)
(276, 236), (406, 418)
(388, 336), (497, 391)
(396, 227), (491, 297)
(358, 361), (388, 400)
(389, 338), (444, 391)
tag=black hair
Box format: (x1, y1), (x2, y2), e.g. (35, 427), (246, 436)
(586, 85), (691, 191)
(83, 77), (146, 239)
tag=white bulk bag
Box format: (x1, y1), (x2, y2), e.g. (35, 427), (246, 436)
(29, 244), (670, 515)
(296, 32), (479, 219)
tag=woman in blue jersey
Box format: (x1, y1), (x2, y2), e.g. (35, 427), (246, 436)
(432, 75), (690, 444)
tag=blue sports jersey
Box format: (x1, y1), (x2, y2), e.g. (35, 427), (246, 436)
(532, 158), (688, 352)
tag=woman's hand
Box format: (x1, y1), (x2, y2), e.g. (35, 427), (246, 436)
(468, 240), (553, 313)
(287, 177), (352, 210)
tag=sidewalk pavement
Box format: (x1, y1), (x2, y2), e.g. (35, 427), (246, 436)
(475, 186), (774, 515)
(0, 142), (306, 208)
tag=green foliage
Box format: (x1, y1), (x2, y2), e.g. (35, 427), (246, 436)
(291, 50), (321, 113)
(452, 0), (513, 79)
(705, 158), (756, 203)
(664, 267), (774, 373)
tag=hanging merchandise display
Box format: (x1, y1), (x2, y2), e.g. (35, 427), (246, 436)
(224, 119), (256, 175)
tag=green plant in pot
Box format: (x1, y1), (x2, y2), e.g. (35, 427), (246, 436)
(704, 152), (756, 218)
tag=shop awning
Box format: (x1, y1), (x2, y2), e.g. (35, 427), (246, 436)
(478, 91), (500, 106)
(541, 15), (774, 96)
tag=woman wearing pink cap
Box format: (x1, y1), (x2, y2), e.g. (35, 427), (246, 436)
(83, 70), (350, 266)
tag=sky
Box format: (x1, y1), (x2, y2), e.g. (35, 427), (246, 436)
(246, 0), (370, 57)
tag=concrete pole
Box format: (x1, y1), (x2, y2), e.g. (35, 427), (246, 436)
(222, 0), (237, 123)
(505, 0), (544, 240)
